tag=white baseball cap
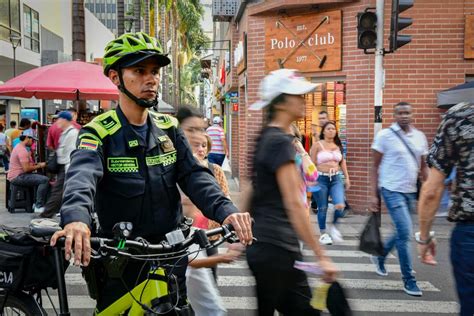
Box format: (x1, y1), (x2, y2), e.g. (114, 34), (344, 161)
(249, 69), (318, 110)
(213, 116), (222, 124)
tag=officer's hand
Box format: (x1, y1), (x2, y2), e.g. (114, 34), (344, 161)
(223, 212), (253, 246)
(50, 222), (91, 267)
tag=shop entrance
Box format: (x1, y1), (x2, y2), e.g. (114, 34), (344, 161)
(296, 79), (347, 155)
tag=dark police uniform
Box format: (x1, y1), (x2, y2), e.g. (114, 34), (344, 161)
(60, 106), (237, 312)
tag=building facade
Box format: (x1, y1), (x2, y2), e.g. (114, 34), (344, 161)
(0, 0), (115, 126)
(214, 0), (474, 212)
(85, 0), (134, 35)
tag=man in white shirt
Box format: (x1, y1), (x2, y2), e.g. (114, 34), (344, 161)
(370, 102), (429, 297)
(40, 111), (79, 218)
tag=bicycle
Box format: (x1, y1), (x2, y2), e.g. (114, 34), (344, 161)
(0, 219), (239, 316)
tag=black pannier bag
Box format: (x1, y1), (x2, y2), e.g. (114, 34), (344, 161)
(0, 225), (68, 292)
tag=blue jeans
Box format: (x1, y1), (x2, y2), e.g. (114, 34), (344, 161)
(379, 188), (417, 283)
(207, 153), (225, 166)
(450, 222), (474, 316)
(314, 174), (345, 231)
(11, 173), (49, 208)
(1, 155), (9, 171)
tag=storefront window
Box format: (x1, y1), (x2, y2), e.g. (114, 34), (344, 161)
(297, 81), (347, 154)
(0, 0), (21, 43)
(23, 5), (40, 53)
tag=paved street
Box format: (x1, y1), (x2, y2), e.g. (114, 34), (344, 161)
(0, 174), (459, 315)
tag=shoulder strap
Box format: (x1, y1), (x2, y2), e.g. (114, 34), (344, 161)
(208, 162), (215, 176)
(389, 127), (419, 168)
(318, 141), (325, 151)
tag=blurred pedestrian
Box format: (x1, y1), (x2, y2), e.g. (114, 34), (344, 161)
(310, 122), (350, 245)
(0, 124), (9, 172)
(246, 69), (337, 315)
(10, 118), (31, 148)
(184, 132), (240, 316)
(370, 101), (429, 297)
(5, 121), (16, 154)
(206, 116), (228, 166)
(7, 129), (48, 213)
(176, 105), (206, 140)
(40, 111), (79, 218)
(5, 120), (16, 139)
(47, 109), (80, 151)
(417, 102), (473, 316)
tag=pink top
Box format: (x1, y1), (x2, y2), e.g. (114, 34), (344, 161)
(7, 143), (32, 181)
(317, 141), (342, 165)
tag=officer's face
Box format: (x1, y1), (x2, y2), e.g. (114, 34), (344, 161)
(120, 59), (161, 101)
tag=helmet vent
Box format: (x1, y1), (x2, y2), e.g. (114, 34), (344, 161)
(128, 37), (141, 46)
(104, 49), (121, 58)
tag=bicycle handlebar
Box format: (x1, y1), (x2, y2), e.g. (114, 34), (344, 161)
(55, 224), (236, 257)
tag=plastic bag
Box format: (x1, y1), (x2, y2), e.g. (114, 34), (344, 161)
(222, 157), (231, 173)
(359, 212), (384, 256)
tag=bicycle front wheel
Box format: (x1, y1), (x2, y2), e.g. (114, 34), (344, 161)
(0, 291), (46, 316)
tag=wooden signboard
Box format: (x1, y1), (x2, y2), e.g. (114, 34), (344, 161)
(465, 15), (474, 59)
(265, 10), (342, 73)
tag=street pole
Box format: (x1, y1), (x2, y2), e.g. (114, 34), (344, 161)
(12, 46), (16, 77)
(374, 0), (385, 217)
(374, 0), (385, 137)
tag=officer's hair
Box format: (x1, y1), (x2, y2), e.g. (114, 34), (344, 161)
(176, 105), (202, 124)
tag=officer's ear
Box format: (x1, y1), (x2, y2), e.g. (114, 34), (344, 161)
(108, 69), (120, 86)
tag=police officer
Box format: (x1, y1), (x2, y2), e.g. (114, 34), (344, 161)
(50, 32), (252, 312)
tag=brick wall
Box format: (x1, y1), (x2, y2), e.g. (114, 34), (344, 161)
(230, 0), (474, 211)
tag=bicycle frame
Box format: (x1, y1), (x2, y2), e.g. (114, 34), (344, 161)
(97, 267), (169, 316)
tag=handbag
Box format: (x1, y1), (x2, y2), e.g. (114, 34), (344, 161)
(359, 212), (384, 257)
(389, 127), (422, 198)
(46, 152), (59, 174)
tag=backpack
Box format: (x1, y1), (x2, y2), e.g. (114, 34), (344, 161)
(0, 225), (68, 292)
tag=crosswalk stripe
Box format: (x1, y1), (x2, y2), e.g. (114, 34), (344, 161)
(219, 297), (459, 313)
(221, 261), (404, 273)
(44, 295), (458, 313)
(218, 248), (396, 258)
(216, 276), (439, 292)
(348, 299), (459, 313)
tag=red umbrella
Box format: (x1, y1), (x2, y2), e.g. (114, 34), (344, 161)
(0, 60), (118, 100)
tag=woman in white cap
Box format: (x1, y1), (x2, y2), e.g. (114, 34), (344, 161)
(246, 69), (337, 315)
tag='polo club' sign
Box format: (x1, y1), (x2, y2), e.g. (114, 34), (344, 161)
(265, 10), (342, 73)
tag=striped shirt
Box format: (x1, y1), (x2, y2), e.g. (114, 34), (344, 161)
(206, 125), (226, 154)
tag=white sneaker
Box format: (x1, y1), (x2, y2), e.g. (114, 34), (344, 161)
(34, 206), (45, 213)
(319, 233), (333, 245)
(329, 225), (344, 243)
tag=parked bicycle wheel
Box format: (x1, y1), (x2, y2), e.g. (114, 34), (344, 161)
(0, 291), (46, 316)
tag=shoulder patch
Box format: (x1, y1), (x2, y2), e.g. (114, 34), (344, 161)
(85, 110), (121, 139)
(149, 111), (178, 129)
(78, 138), (99, 151)
(78, 132), (103, 145)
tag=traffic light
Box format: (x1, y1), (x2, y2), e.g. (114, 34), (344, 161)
(357, 11), (377, 49)
(390, 0), (414, 51)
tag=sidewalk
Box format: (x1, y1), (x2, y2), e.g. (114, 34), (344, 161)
(0, 173), (455, 240)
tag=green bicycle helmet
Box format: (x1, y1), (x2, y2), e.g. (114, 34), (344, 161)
(103, 32), (171, 75)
